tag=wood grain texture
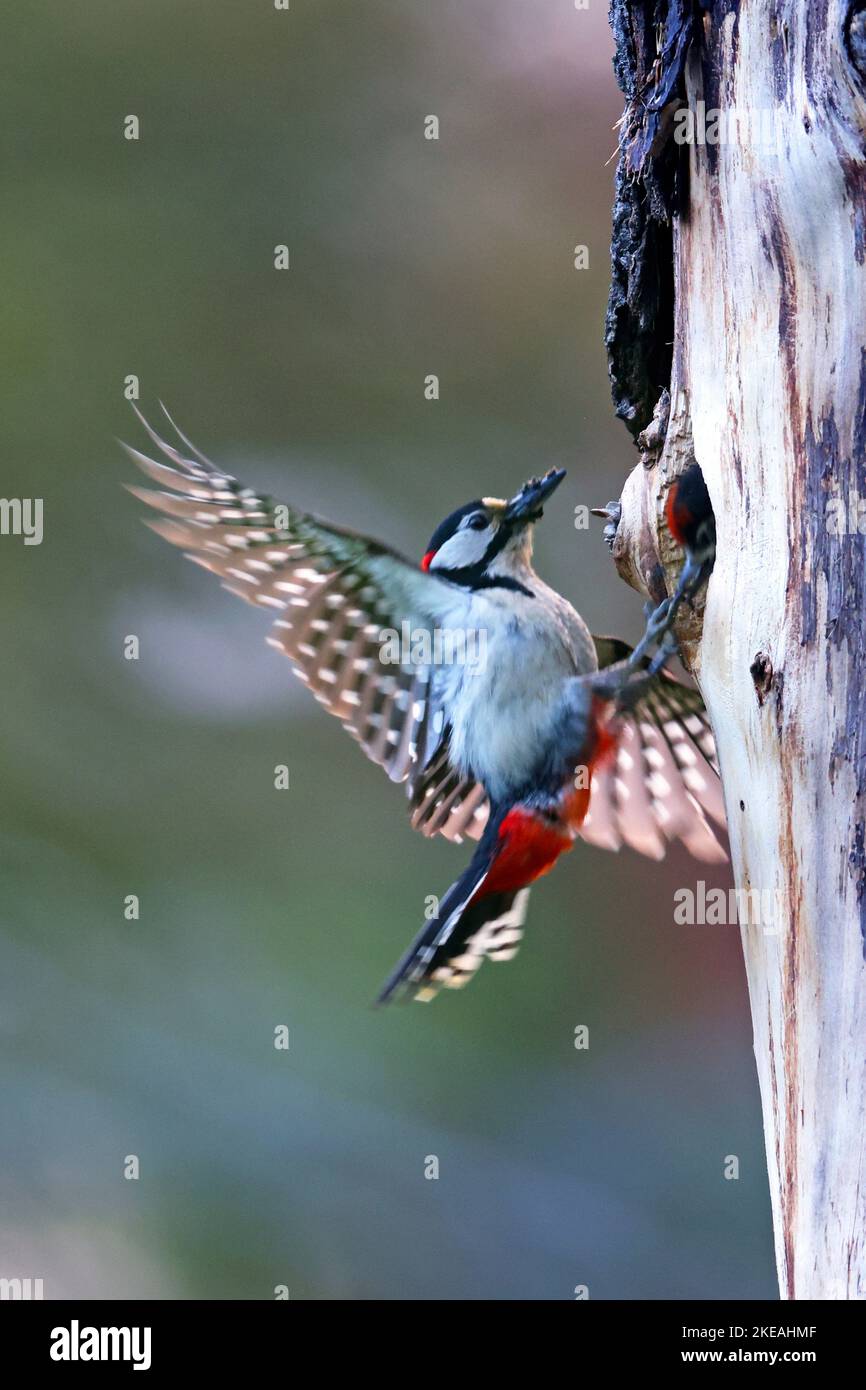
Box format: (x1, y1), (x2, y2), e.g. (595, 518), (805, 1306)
(607, 0), (866, 1298)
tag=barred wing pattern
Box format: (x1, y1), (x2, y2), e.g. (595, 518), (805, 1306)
(580, 663), (726, 863)
(407, 735), (490, 842)
(124, 409), (465, 794)
(410, 643), (727, 862)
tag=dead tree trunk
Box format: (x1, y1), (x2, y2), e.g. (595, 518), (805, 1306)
(606, 1), (866, 1299)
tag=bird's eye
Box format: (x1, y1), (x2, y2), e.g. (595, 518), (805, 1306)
(468, 513), (488, 530)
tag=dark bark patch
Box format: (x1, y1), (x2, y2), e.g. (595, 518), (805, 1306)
(751, 651), (774, 706)
(856, 346), (866, 461)
(840, 157), (866, 266)
(605, 1), (695, 437)
(803, 0), (832, 112)
(846, 3), (866, 85)
(773, 668), (786, 737)
(804, 406), (866, 951)
(695, 1), (741, 177)
(762, 195), (800, 400)
(849, 822), (866, 954)
(759, 192), (801, 462)
(770, 15), (794, 104)
(607, 178), (676, 435)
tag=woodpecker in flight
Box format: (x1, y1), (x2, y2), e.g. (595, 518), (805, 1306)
(124, 411), (724, 1003)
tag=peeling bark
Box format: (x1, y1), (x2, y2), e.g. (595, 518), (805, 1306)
(606, 0), (866, 1299)
(606, 0), (693, 435)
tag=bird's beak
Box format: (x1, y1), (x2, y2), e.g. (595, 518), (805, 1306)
(504, 467), (566, 524)
(590, 499), (622, 551)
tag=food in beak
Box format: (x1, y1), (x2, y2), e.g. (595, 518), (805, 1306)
(505, 467), (566, 523)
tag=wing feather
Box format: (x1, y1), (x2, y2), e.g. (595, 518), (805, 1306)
(124, 409), (466, 804)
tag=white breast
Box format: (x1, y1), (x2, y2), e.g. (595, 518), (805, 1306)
(444, 581), (596, 802)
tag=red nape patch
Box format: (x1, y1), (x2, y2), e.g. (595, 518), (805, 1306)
(421, 549), (435, 572)
(479, 809), (574, 898)
(665, 482), (693, 548)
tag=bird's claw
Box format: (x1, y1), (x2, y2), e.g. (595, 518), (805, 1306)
(628, 596), (675, 668)
(628, 555), (712, 675)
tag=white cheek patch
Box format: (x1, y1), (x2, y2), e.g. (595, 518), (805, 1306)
(431, 524), (497, 572)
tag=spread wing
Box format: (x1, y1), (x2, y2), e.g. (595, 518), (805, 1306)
(581, 638), (726, 863)
(123, 408), (469, 799)
(410, 636), (727, 862)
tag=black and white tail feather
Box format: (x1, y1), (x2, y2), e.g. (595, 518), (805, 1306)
(376, 815), (531, 1004)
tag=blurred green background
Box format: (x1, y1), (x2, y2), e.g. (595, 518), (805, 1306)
(0, 1), (775, 1298)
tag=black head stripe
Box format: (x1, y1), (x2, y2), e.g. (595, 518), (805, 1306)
(425, 500), (486, 557)
(438, 525), (515, 589)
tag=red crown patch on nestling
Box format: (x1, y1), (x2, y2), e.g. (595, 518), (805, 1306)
(664, 463), (713, 551)
(665, 483), (693, 548)
(421, 549), (435, 572)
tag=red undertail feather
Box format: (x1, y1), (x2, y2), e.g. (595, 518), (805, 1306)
(480, 808), (573, 897)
